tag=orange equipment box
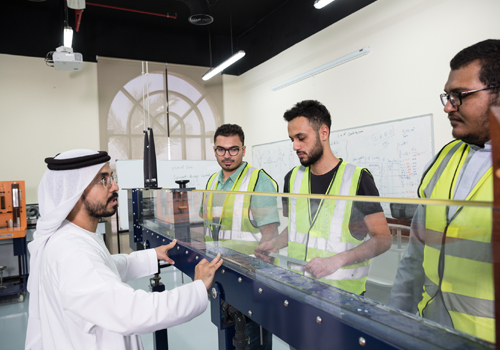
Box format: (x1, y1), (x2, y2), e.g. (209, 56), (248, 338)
(0, 181), (27, 240)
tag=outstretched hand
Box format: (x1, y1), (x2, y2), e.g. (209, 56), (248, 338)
(304, 256), (344, 279)
(195, 254), (223, 290)
(255, 240), (278, 263)
(154, 239), (178, 264)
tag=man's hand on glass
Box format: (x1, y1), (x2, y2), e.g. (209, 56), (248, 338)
(255, 240), (278, 263)
(304, 255), (345, 279)
(195, 254), (224, 290)
(154, 239), (178, 264)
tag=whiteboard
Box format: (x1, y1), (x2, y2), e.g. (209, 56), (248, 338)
(116, 160), (220, 230)
(252, 114), (434, 206)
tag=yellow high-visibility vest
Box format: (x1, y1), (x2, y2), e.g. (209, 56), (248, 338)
(288, 161), (369, 295)
(417, 139), (494, 343)
(203, 163), (277, 255)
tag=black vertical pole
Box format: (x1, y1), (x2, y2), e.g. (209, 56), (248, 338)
(151, 263), (168, 349)
(165, 65), (170, 139)
(149, 128), (158, 189)
(115, 205), (121, 254)
(143, 130), (150, 188)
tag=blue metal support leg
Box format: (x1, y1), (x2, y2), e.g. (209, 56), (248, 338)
(210, 282), (236, 350)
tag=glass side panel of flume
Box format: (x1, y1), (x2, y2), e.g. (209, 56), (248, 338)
(135, 188), (495, 349)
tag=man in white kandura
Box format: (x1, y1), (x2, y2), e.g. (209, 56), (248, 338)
(25, 149), (223, 350)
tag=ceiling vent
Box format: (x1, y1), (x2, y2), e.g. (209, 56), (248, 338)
(181, 0), (213, 25)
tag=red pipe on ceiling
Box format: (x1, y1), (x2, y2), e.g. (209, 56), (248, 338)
(75, 9), (83, 32)
(86, 2), (178, 19)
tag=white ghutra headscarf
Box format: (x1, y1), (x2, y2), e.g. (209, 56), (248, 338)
(25, 149), (110, 350)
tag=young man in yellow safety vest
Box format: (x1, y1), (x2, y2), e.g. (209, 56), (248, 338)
(202, 123), (280, 350)
(255, 100), (391, 296)
(389, 39), (500, 343)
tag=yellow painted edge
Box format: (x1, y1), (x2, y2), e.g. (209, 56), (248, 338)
(191, 190), (493, 208)
(140, 188), (493, 208)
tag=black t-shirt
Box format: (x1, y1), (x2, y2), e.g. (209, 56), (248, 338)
(282, 160), (383, 240)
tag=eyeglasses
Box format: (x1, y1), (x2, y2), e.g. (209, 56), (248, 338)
(214, 146), (243, 157)
(440, 86), (500, 107)
(89, 174), (118, 188)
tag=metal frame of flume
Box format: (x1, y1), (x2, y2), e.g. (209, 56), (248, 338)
(128, 188), (494, 350)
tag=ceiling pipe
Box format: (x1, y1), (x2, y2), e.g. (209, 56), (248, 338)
(75, 9), (83, 32)
(85, 2), (178, 19)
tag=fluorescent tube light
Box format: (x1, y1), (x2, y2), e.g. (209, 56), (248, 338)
(64, 26), (73, 48)
(314, 0), (335, 9)
(202, 50), (246, 81)
(270, 46), (370, 91)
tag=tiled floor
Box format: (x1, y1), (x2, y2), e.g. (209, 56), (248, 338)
(0, 292), (29, 350)
(0, 232), (290, 350)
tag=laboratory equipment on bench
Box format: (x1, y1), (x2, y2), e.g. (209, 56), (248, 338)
(0, 180), (28, 302)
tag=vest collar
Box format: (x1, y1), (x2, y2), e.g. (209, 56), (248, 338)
(217, 161), (248, 185)
(466, 140), (491, 152)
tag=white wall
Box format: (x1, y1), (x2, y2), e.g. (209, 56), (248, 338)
(224, 0), (500, 163)
(0, 54), (99, 203)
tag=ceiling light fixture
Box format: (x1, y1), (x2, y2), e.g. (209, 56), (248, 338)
(202, 50), (246, 81)
(64, 26), (73, 48)
(62, 0), (74, 48)
(271, 46), (370, 91)
(314, 0), (335, 9)
(202, 0), (245, 81)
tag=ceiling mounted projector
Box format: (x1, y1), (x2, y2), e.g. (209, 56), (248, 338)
(45, 46), (83, 71)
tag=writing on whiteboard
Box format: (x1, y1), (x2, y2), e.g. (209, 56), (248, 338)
(253, 115), (434, 208)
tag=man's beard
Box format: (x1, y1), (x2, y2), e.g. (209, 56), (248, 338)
(455, 94), (499, 146)
(83, 192), (118, 218)
(220, 158), (242, 172)
(299, 136), (324, 167)
(450, 109), (490, 146)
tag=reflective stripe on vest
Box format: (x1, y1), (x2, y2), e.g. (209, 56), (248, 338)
(422, 276), (494, 319)
(288, 161), (369, 293)
(203, 164), (265, 242)
(417, 139), (494, 342)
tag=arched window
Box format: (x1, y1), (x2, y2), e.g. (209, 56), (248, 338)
(106, 70), (221, 168)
